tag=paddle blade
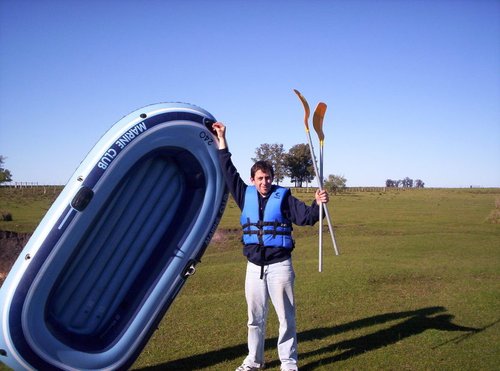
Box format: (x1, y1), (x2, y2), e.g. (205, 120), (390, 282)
(313, 102), (327, 142)
(293, 89), (310, 130)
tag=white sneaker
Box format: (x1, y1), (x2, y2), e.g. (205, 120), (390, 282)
(235, 364), (264, 371)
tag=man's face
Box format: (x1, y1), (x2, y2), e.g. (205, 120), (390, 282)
(251, 170), (273, 196)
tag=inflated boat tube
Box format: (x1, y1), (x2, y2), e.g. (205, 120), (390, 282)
(0, 102), (228, 370)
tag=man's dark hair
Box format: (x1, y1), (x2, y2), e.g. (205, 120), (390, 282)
(251, 161), (274, 179)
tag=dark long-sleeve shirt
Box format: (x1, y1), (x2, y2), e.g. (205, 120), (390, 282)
(219, 148), (320, 265)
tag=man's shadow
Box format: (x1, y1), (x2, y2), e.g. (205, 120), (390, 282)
(136, 306), (486, 370)
(297, 307), (484, 370)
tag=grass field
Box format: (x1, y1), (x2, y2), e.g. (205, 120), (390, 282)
(0, 187), (499, 370)
(0, 187), (61, 233)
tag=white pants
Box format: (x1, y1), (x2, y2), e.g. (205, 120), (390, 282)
(243, 259), (298, 370)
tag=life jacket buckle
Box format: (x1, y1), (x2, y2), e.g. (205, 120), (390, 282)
(272, 220), (279, 237)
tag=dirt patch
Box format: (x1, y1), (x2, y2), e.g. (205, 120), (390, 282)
(0, 230), (31, 286)
(208, 228), (241, 252)
(211, 228), (240, 243)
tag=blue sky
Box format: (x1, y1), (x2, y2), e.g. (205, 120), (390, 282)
(1, 0), (499, 187)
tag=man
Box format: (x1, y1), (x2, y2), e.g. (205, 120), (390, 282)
(212, 122), (329, 371)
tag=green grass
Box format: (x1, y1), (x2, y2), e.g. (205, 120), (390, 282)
(1, 188), (499, 370)
(0, 187), (62, 233)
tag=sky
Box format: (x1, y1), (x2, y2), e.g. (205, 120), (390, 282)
(0, 0), (499, 188)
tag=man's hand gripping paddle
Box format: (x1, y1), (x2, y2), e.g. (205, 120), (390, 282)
(293, 89), (340, 272)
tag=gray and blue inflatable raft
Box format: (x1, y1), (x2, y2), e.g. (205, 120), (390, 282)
(0, 102), (228, 370)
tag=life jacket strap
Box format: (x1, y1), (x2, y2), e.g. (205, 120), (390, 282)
(242, 230), (291, 236)
(241, 221), (291, 229)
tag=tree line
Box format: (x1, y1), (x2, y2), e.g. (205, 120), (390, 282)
(1, 152), (424, 191)
(252, 145), (426, 192)
(252, 143), (347, 193)
(253, 143), (311, 187)
(386, 177), (425, 188)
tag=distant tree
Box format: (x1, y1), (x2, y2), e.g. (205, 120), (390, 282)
(252, 143), (287, 185)
(0, 156), (12, 184)
(402, 177), (414, 188)
(386, 179), (396, 188)
(415, 179), (425, 188)
(285, 144), (313, 187)
(324, 174), (347, 194)
(386, 179), (402, 188)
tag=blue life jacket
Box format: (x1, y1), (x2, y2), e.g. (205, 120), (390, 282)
(240, 186), (294, 248)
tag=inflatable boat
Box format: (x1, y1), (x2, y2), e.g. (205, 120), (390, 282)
(0, 102), (228, 370)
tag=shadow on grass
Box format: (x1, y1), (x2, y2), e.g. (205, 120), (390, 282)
(135, 306), (483, 370)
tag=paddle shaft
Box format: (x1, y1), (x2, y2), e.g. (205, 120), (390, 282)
(304, 127), (340, 256)
(313, 102), (327, 271)
(318, 143), (323, 271)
